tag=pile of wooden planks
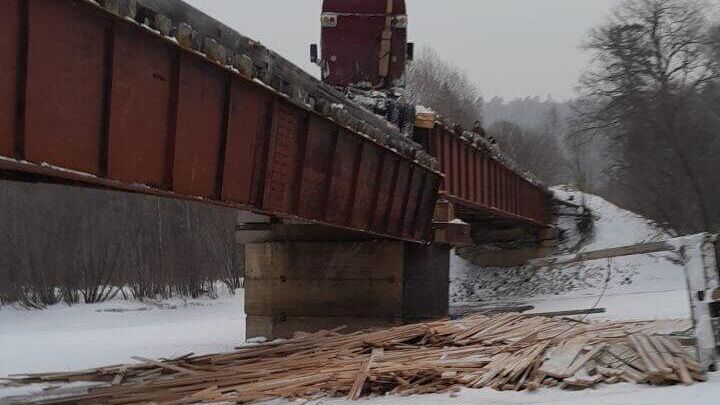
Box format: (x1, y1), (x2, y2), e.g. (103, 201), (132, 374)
(3, 314), (704, 404)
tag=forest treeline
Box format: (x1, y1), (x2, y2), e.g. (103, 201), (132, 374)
(407, 0), (720, 235)
(0, 181), (242, 309)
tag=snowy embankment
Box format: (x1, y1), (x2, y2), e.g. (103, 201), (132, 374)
(451, 186), (691, 322)
(552, 186), (671, 252)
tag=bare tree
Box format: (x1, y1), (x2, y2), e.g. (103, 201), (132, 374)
(0, 180), (240, 309)
(405, 47), (484, 128)
(489, 120), (571, 186)
(201, 210), (244, 292)
(576, 0), (720, 233)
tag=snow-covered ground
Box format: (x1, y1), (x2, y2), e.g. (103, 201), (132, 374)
(451, 249), (692, 322)
(0, 291), (246, 378)
(451, 186), (689, 321)
(1, 187), (718, 403)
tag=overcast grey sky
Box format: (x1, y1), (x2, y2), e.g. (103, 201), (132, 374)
(185, 0), (623, 101)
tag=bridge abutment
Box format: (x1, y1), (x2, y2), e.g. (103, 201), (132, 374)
(243, 236), (449, 339)
(458, 224), (559, 268)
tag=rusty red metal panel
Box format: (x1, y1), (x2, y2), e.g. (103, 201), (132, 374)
(512, 171), (517, 213)
(512, 175), (517, 213)
(468, 149), (474, 202)
(298, 116), (337, 220)
(172, 54), (227, 198)
(370, 154), (399, 233)
(485, 159), (493, 207)
(443, 132), (450, 193)
(466, 146), (473, 201)
(512, 177), (518, 214)
(25, 0), (108, 175)
(516, 178), (522, 214)
(528, 184), (534, 219)
(503, 167), (509, 212)
(462, 146), (468, 200)
(480, 153), (490, 206)
(402, 167), (423, 237)
(509, 170), (515, 213)
(500, 166), (506, 211)
(504, 167), (510, 211)
(433, 128), (442, 190)
(511, 172), (516, 213)
(520, 181), (527, 217)
(493, 161), (500, 209)
(263, 102), (306, 214)
(325, 129), (363, 225)
(526, 183), (533, 218)
(222, 79), (273, 206)
(529, 189), (536, 221)
(388, 161), (411, 235)
(490, 158), (496, 207)
(495, 164), (501, 210)
(528, 184), (535, 219)
(0, 0), (21, 157)
(351, 143), (382, 230)
(414, 173), (440, 239)
(471, 149), (479, 202)
(107, 24), (174, 187)
(440, 130), (450, 192)
(500, 167), (506, 212)
(476, 153), (483, 204)
(477, 152), (483, 203)
(452, 136), (460, 195)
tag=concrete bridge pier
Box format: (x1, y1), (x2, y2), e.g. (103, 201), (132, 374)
(238, 218), (450, 339)
(459, 223), (560, 268)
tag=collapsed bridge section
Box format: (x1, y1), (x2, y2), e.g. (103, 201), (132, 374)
(0, 0), (440, 243)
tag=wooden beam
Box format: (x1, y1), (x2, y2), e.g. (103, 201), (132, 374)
(525, 308), (606, 318)
(529, 241), (676, 267)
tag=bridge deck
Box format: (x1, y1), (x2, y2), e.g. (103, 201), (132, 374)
(0, 0), (551, 243)
(415, 126), (551, 226)
(0, 0), (440, 243)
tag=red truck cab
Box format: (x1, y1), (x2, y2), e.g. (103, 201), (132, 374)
(315, 0), (411, 90)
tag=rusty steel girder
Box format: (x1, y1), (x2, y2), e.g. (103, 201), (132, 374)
(0, 0), (441, 243)
(415, 125), (552, 226)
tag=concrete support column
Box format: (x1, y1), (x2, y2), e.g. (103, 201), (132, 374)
(244, 240), (450, 339)
(404, 243), (450, 323)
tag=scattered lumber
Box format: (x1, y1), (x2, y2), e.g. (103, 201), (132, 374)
(3, 314), (705, 404)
